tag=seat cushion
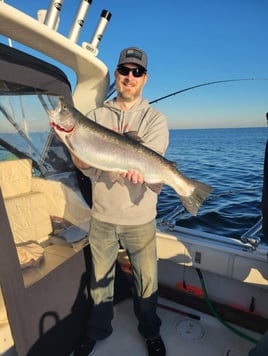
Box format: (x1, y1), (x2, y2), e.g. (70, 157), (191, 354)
(0, 159), (32, 198)
(5, 191), (52, 244)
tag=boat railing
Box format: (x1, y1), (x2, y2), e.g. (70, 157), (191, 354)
(158, 205), (264, 251)
(240, 217), (262, 249)
(158, 205), (185, 230)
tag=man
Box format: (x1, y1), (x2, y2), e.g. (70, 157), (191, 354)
(73, 47), (169, 356)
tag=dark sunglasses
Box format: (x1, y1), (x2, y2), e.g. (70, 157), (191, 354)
(117, 65), (146, 78)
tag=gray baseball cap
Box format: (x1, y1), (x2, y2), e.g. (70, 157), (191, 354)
(118, 47), (147, 70)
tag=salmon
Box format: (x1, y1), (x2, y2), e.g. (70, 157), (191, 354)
(48, 97), (213, 215)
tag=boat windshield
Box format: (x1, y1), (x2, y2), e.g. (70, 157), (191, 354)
(0, 86), (77, 187)
(0, 79), (91, 245)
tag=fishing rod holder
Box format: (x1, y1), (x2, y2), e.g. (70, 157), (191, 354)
(240, 218), (262, 249)
(82, 9), (112, 56)
(158, 206), (185, 230)
(68, 0), (92, 43)
(44, 0), (64, 30)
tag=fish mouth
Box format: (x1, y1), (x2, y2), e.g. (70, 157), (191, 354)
(49, 120), (74, 133)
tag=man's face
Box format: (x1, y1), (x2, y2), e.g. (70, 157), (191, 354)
(115, 64), (148, 102)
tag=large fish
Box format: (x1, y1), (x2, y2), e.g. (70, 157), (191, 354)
(48, 97), (213, 215)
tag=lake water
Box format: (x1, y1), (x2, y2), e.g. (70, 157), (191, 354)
(157, 127), (268, 239)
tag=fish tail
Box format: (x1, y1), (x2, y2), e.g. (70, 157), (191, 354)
(179, 180), (213, 216)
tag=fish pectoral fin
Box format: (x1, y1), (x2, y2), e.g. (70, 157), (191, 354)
(145, 182), (163, 194)
(108, 172), (125, 185)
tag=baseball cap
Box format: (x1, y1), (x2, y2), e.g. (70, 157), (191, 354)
(118, 47), (147, 70)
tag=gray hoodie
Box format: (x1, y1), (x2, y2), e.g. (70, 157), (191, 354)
(80, 98), (169, 225)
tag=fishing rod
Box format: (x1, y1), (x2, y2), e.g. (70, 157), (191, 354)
(149, 78), (263, 104)
(107, 78), (266, 104)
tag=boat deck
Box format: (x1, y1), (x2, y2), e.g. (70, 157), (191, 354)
(79, 297), (259, 356)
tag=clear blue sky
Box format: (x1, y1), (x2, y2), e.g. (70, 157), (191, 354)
(2, 0), (268, 129)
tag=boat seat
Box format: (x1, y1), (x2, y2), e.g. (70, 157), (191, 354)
(0, 158), (90, 258)
(0, 156), (90, 262)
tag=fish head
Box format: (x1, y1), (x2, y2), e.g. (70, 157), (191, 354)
(47, 97), (76, 134)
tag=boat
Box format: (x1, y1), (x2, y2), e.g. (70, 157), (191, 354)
(0, 1), (267, 356)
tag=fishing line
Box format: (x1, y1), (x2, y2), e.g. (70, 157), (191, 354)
(207, 188), (260, 200)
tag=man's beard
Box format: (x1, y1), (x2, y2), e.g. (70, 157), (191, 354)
(117, 84), (140, 102)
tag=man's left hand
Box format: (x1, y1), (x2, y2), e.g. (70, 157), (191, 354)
(121, 170), (144, 184)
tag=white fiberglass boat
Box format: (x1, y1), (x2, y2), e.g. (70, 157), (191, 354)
(0, 2), (267, 356)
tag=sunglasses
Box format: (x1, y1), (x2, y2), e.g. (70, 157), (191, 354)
(117, 65), (146, 78)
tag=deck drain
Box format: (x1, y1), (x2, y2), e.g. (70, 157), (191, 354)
(176, 318), (206, 341)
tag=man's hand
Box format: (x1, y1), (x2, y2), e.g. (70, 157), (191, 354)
(121, 170), (144, 184)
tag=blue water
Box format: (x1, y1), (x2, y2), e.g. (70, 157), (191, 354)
(157, 127), (268, 238)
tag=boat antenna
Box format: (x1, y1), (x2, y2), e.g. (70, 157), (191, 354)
(44, 0), (64, 30)
(149, 78), (262, 104)
(68, 0), (93, 43)
(82, 9), (112, 56)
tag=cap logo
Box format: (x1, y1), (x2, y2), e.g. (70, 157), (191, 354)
(125, 48), (143, 61)
(118, 47), (147, 69)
